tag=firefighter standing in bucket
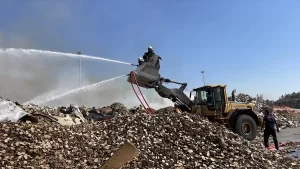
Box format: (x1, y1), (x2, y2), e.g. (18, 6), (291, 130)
(142, 46), (162, 70)
(143, 46), (155, 62)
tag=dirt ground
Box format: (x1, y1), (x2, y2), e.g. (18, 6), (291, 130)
(277, 127), (300, 143)
(290, 111), (300, 118)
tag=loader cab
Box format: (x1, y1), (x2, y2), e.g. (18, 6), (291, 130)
(191, 85), (227, 115)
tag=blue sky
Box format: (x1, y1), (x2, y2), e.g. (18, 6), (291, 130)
(1, 1), (300, 100)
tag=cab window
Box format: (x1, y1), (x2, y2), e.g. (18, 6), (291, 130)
(212, 87), (225, 111)
(196, 90), (207, 105)
(214, 87), (222, 102)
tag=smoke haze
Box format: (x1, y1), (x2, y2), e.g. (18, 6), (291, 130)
(0, 1), (174, 109)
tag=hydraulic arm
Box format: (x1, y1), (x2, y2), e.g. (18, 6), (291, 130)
(128, 58), (195, 111)
(153, 78), (195, 111)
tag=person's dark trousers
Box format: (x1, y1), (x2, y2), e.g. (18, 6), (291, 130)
(264, 128), (279, 150)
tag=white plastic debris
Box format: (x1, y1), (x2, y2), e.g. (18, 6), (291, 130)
(0, 98), (28, 122)
(70, 104), (87, 123)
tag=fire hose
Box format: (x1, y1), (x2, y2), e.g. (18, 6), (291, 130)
(129, 71), (154, 114)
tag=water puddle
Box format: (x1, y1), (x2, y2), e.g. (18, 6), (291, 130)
(286, 148), (300, 160)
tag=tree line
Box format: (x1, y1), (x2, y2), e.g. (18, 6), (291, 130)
(273, 91), (300, 109)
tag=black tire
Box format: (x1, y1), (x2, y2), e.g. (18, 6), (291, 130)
(235, 114), (257, 141)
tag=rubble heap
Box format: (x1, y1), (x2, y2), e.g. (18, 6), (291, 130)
(0, 113), (299, 168)
(20, 101), (300, 129)
(21, 104), (57, 116)
(19, 102), (137, 124)
(256, 110), (300, 129)
(156, 106), (177, 114)
(273, 111), (300, 129)
(21, 102), (131, 117)
(228, 93), (300, 128)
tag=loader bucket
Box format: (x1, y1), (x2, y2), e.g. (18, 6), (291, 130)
(127, 62), (160, 88)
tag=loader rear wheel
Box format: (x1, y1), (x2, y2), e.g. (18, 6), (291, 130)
(235, 114), (257, 141)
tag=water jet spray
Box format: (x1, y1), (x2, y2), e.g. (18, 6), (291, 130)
(0, 48), (132, 65)
(24, 75), (127, 105)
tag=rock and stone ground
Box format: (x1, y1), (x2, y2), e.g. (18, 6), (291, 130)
(1, 113), (300, 169)
(0, 101), (300, 168)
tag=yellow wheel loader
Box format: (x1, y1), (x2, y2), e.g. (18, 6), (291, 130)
(127, 60), (262, 141)
(189, 85), (261, 140)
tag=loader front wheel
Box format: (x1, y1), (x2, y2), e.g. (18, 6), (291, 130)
(235, 114), (257, 141)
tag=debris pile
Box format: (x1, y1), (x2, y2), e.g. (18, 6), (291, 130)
(1, 96), (300, 168)
(156, 106), (178, 114)
(273, 111), (300, 129)
(229, 93), (273, 110)
(19, 102), (138, 124)
(21, 104), (57, 116)
(255, 110), (299, 129)
(18, 103), (182, 124)
(228, 93), (300, 128)
(0, 113), (299, 168)
(235, 93), (254, 102)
